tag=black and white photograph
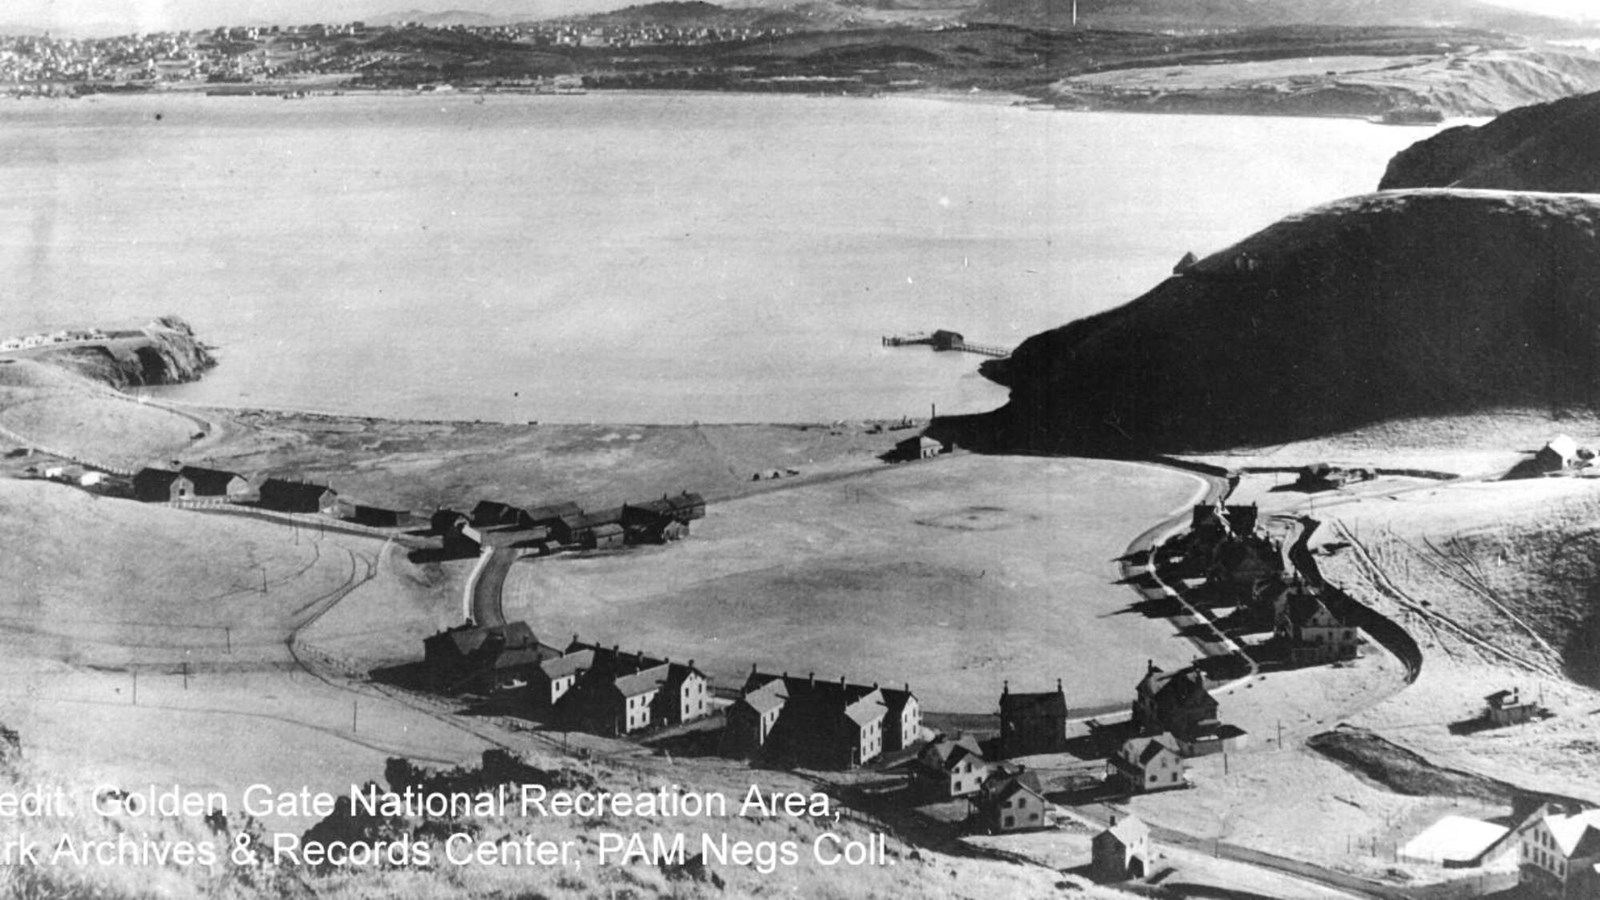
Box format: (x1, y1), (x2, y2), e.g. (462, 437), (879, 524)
(2, 0), (1599, 896)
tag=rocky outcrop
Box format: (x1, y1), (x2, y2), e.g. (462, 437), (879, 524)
(1381, 90), (1600, 191)
(41, 316), (216, 389)
(984, 190), (1600, 453)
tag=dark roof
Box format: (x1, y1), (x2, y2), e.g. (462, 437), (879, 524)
(258, 478), (335, 508)
(471, 500), (528, 528)
(1283, 593), (1334, 628)
(982, 770), (1044, 804)
(431, 621), (537, 656)
(178, 466), (241, 494)
(525, 501), (584, 524)
(134, 468), (181, 488)
(575, 507), (625, 529)
(881, 685), (917, 714)
(625, 492), (707, 522)
(921, 734), (984, 770)
(538, 649), (596, 681)
(1000, 684), (1068, 718)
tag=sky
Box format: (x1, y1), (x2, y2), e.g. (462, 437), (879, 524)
(3, 0), (1596, 37)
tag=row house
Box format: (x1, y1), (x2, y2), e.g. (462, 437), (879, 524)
(621, 492), (706, 543)
(728, 670), (920, 769)
(132, 465), (250, 503)
(996, 680), (1069, 758)
(1275, 592), (1359, 664)
(554, 641), (710, 736)
(913, 733), (987, 799)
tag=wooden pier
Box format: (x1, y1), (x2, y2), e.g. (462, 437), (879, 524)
(881, 329), (1009, 358)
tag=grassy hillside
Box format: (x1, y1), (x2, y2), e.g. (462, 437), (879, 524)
(1381, 89), (1600, 191)
(978, 190), (1600, 454)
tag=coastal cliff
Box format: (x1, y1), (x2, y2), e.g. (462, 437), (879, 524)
(39, 316), (216, 389)
(981, 190), (1600, 453)
(1380, 90), (1600, 191)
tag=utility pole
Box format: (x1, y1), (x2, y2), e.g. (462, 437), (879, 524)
(131, 670), (138, 705)
(352, 700), (358, 733)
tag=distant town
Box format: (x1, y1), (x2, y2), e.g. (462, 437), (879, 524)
(0, 17), (862, 96)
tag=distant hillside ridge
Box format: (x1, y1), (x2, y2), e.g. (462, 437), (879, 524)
(967, 0), (1594, 36)
(33, 316), (216, 389)
(1381, 90), (1600, 191)
(982, 191), (1600, 453)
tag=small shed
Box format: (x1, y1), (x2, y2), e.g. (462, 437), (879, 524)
(1534, 435), (1581, 473)
(1484, 688), (1538, 727)
(895, 436), (942, 462)
(1091, 815), (1151, 882)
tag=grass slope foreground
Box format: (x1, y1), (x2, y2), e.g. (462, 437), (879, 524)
(1382, 90), (1600, 192)
(983, 190), (1600, 453)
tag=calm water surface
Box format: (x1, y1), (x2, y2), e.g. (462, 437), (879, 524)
(0, 92), (1437, 423)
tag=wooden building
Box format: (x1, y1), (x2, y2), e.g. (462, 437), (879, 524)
(1108, 734), (1187, 794)
(914, 734), (987, 799)
(1534, 435), (1581, 474)
(573, 508), (626, 550)
(422, 621), (543, 693)
(997, 680), (1069, 758)
(557, 642), (711, 734)
(1485, 688), (1539, 728)
(974, 770), (1047, 833)
(735, 670), (900, 769)
(1516, 804), (1600, 898)
(1206, 534), (1283, 596)
(881, 684), (921, 752)
(621, 492), (707, 544)
(1091, 815), (1151, 882)
(1133, 663), (1219, 741)
(895, 436), (942, 461)
(132, 467), (182, 502)
(1275, 593), (1359, 665)
(724, 678), (788, 756)
(527, 648), (595, 709)
(256, 478), (338, 514)
(524, 502), (585, 546)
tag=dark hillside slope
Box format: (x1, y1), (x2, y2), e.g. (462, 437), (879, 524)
(1381, 91), (1600, 191)
(986, 190), (1600, 453)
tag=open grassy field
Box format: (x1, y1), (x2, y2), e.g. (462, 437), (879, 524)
(497, 453), (1206, 712)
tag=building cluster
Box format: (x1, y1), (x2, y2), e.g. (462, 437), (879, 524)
(126, 464), (416, 526)
(726, 670), (921, 769)
(432, 491), (706, 555)
(424, 627), (714, 735)
(0, 327), (117, 351)
(1175, 501), (1361, 666)
(0, 18), (799, 92)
